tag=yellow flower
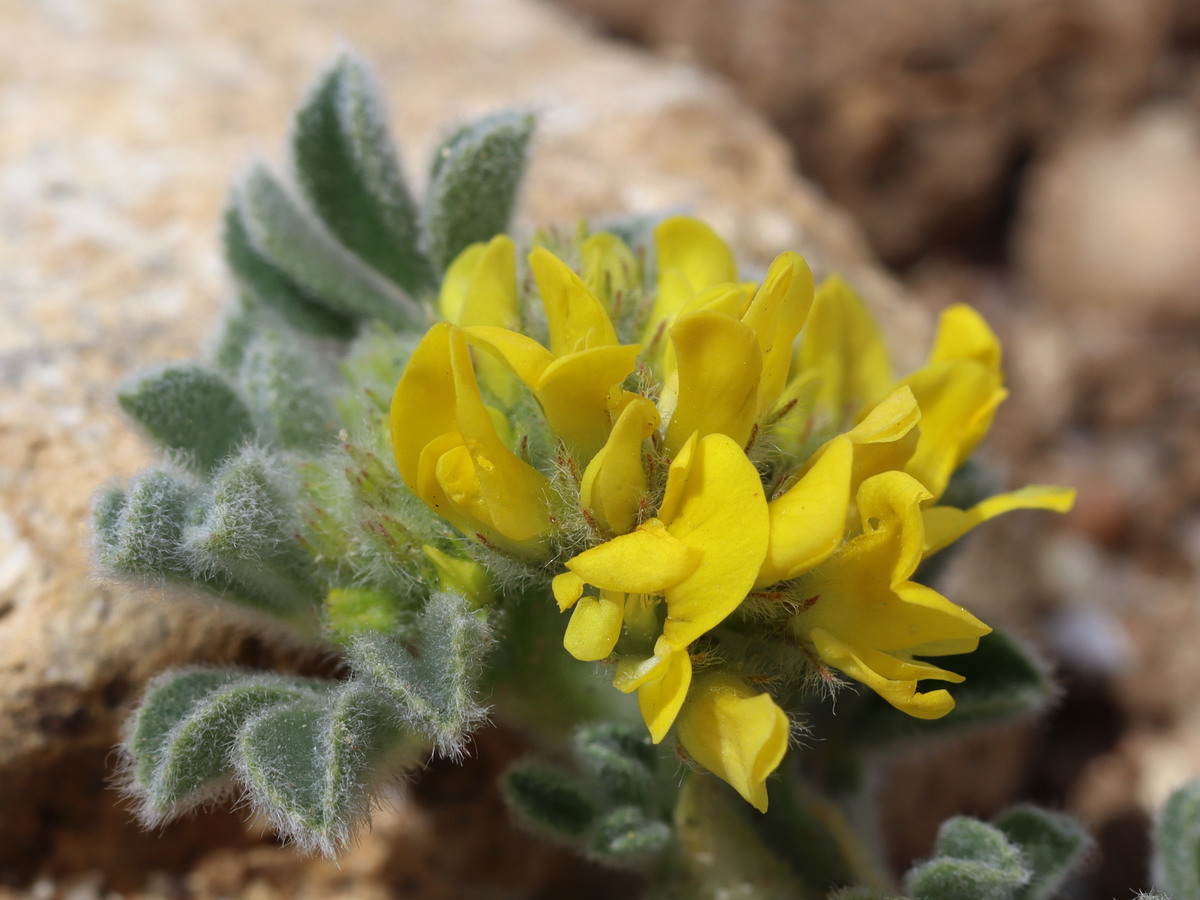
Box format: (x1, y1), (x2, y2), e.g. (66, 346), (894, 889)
(794, 275), (893, 427)
(648, 216), (739, 334)
(437, 235), (522, 401)
(579, 394), (660, 536)
(466, 246), (641, 461)
(580, 231), (641, 312)
(793, 282), (1008, 503)
(898, 304), (1007, 500)
(437, 234), (519, 330)
(756, 386), (921, 589)
(786, 471), (992, 719)
(660, 250), (814, 453)
(676, 671), (789, 813)
(390, 322), (553, 558)
(553, 431), (769, 738)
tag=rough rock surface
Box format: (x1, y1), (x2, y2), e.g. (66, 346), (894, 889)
(0, 0), (929, 896)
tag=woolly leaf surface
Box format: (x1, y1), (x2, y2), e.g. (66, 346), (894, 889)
(236, 683), (410, 856)
(128, 670), (326, 816)
(292, 54), (433, 296)
(238, 164), (421, 330)
(503, 759), (597, 840)
(1155, 779), (1200, 900)
(905, 817), (1029, 900)
(423, 111), (534, 272)
(100, 468), (200, 578)
(589, 805), (671, 864)
(995, 806), (1090, 900)
(118, 364), (255, 472)
(223, 201), (358, 339)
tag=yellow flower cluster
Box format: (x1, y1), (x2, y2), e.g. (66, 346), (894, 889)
(389, 218), (1074, 812)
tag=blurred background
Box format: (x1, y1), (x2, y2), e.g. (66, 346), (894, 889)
(3, 0), (1200, 897)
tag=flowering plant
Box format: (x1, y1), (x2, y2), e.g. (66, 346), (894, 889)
(93, 54), (1130, 899)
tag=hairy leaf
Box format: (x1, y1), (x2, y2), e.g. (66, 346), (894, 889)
(238, 164), (422, 330)
(119, 364), (255, 472)
(1155, 779), (1200, 900)
(223, 201), (358, 339)
(423, 111), (534, 271)
(292, 54), (434, 296)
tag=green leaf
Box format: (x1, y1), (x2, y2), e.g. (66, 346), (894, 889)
(237, 164), (423, 330)
(349, 591), (492, 757)
(995, 806), (1090, 900)
(125, 669), (242, 803)
(223, 201), (358, 339)
(125, 669), (325, 818)
(423, 111), (534, 272)
(905, 817), (1030, 900)
(235, 331), (337, 450)
(96, 468), (199, 577)
(503, 760), (598, 840)
(589, 805), (671, 864)
(236, 682), (412, 856)
(118, 364), (255, 472)
(574, 722), (656, 806)
(183, 447), (324, 622)
(834, 629), (1056, 750)
(291, 54), (434, 296)
(1154, 779), (1200, 900)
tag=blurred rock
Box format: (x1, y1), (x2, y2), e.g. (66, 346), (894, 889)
(1018, 106), (1200, 316)
(551, 0), (1174, 265)
(0, 0), (929, 893)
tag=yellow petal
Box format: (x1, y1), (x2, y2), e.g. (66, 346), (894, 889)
(552, 570), (586, 611)
(676, 671), (789, 812)
(656, 430), (698, 526)
(440, 235), (518, 329)
(664, 311), (762, 454)
(465, 325), (555, 388)
(535, 343), (643, 461)
(795, 275), (893, 425)
(742, 251), (814, 417)
(416, 431), (468, 529)
(756, 435), (853, 588)
(564, 591), (625, 661)
(661, 434), (770, 650)
(581, 395), (659, 535)
(650, 216), (738, 328)
(799, 535), (990, 662)
(809, 628), (959, 720)
(840, 386), (921, 490)
(901, 360), (1007, 500)
(581, 232), (639, 308)
(438, 242), (486, 324)
(447, 328), (552, 546)
(613, 634), (674, 693)
(855, 471), (932, 585)
(637, 645), (693, 743)
(391, 323), (458, 489)
(566, 518), (703, 595)
(530, 246), (618, 355)
(923, 485), (1077, 557)
(928, 303), (1001, 371)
